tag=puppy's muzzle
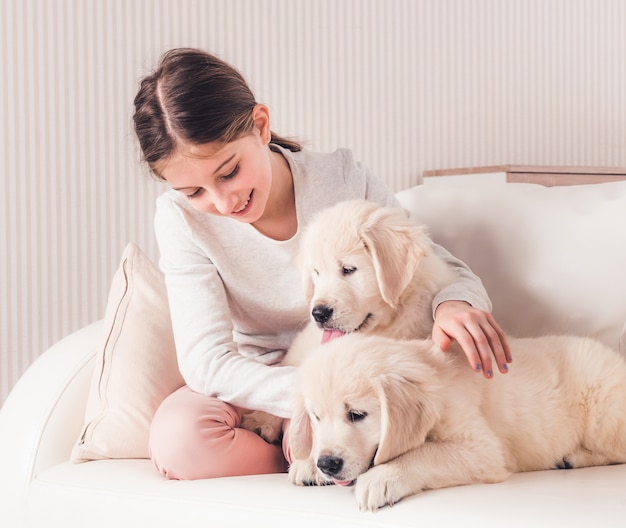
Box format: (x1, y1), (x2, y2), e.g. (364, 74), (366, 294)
(317, 454), (343, 477)
(312, 305), (333, 325)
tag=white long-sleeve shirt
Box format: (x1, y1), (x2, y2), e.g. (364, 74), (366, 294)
(154, 146), (491, 418)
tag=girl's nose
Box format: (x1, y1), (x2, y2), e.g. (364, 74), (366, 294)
(188, 188), (233, 215)
(212, 193), (236, 215)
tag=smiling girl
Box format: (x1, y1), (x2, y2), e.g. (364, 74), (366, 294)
(132, 48), (510, 480)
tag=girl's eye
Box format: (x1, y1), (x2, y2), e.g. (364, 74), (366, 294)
(187, 188), (203, 199)
(220, 164), (240, 181)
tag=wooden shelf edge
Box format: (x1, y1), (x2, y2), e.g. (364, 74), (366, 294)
(423, 165), (626, 177)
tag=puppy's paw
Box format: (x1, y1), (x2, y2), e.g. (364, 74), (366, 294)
(288, 458), (331, 487)
(354, 464), (407, 511)
(240, 411), (284, 444)
(555, 450), (610, 470)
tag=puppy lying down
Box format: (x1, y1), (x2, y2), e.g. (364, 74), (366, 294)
(288, 333), (626, 511)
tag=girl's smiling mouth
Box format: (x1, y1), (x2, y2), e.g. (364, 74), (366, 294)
(231, 191), (253, 216)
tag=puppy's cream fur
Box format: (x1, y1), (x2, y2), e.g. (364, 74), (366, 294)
(289, 333), (626, 511)
(295, 199), (455, 344)
(242, 200), (454, 440)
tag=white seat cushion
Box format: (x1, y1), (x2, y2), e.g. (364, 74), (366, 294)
(26, 459), (626, 528)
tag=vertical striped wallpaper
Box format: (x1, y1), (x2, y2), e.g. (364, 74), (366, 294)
(1, 0), (625, 405)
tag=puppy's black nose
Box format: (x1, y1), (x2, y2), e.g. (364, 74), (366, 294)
(317, 455), (343, 477)
(312, 305), (333, 324)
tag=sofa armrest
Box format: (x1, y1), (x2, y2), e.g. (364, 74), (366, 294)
(0, 320), (102, 523)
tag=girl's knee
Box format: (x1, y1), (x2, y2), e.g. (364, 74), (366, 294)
(149, 386), (286, 479)
(149, 387), (239, 479)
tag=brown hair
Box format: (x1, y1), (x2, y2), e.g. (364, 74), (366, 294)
(133, 48), (301, 179)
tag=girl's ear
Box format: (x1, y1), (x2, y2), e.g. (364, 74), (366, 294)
(252, 104), (271, 144)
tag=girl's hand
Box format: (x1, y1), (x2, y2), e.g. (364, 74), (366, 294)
(433, 300), (512, 378)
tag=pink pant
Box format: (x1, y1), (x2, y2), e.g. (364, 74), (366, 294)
(149, 386), (290, 480)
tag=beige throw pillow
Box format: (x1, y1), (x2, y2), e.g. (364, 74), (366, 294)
(71, 243), (185, 462)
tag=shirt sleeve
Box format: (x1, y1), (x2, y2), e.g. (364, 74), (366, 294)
(429, 243), (492, 315)
(154, 195), (296, 418)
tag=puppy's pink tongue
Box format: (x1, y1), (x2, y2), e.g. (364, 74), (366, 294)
(321, 329), (345, 344)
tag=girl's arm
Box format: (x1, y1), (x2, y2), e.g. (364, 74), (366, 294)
(154, 196), (296, 418)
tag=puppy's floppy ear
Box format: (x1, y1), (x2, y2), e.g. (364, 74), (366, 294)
(373, 360), (439, 466)
(360, 209), (430, 309)
(299, 264), (315, 305)
(288, 394), (313, 460)
(296, 240), (315, 305)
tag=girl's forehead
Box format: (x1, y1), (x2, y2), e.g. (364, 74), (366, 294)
(179, 140), (231, 159)
(157, 141), (236, 180)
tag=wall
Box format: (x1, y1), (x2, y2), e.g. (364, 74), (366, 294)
(1, 0), (625, 405)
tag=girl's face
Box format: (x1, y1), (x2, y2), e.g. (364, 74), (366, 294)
(159, 106), (273, 224)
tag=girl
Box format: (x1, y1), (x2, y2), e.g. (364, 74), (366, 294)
(132, 48), (511, 480)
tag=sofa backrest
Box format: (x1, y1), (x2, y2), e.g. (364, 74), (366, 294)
(396, 180), (626, 356)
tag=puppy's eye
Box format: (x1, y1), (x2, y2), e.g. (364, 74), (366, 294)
(348, 409), (368, 423)
(342, 265), (357, 276)
(312, 269), (319, 276)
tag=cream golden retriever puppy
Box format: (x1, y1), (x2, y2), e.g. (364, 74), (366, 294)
(292, 199), (455, 346)
(288, 333), (626, 511)
(241, 199), (455, 441)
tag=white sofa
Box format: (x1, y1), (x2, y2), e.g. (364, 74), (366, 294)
(2, 178), (626, 528)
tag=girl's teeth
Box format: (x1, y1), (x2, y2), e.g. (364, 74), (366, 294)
(235, 199), (249, 213)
